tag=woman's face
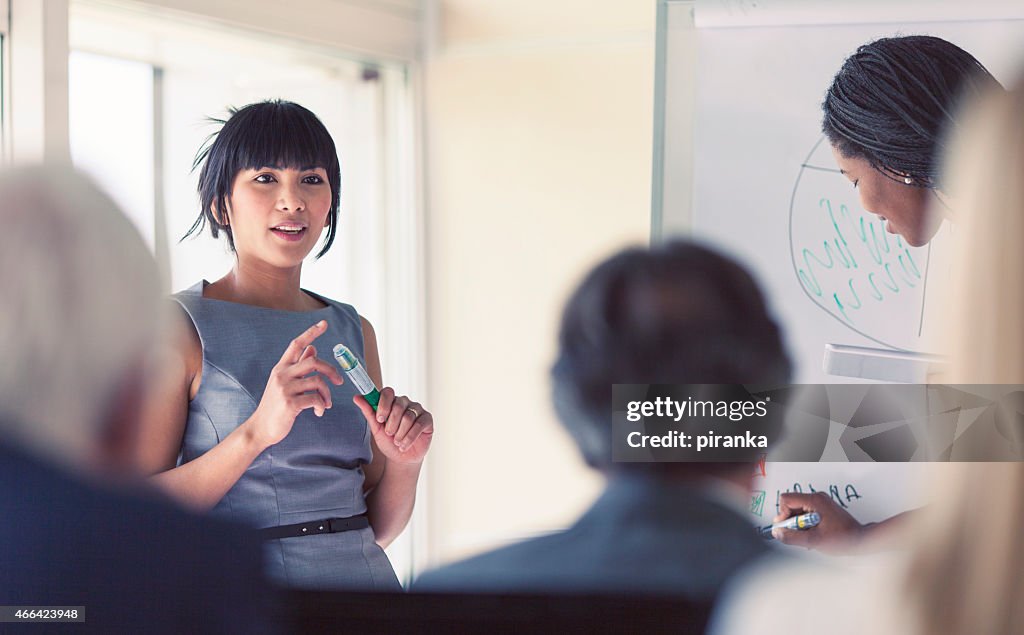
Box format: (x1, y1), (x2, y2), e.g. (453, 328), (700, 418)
(223, 166), (332, 267)
(830, 145), (939, 247)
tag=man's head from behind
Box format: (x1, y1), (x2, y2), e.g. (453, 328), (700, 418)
(0, 166), (162, 476)
(552, 240), (791, 475)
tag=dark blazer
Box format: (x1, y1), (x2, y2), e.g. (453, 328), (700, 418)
(414, 474), (775, 598)
(0, 440), (274, 634)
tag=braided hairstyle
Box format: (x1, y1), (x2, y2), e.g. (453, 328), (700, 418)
(822, 36), (1000, 189)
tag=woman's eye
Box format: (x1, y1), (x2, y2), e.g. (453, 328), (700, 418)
(254, 174), (276, 183)
(852, 179), (859, 189)
(303, 175), (324, 184)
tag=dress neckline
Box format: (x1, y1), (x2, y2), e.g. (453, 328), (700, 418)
(192, 280), (333, 314)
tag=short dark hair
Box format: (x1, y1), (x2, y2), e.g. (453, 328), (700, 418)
(184, 100), (341, 258)
(822, 35), (1000, 189)
(551, 241), (791, 470)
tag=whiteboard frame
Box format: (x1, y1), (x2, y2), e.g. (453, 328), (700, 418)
(650, 0), (668, 243)
(652, 1), (1024, 244)
(650, 0), (696, 244)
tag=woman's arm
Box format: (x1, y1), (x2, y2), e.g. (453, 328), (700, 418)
(358, 317), (433, 548)
(141, 311), (341, 512)
(772, 491), (917, 552)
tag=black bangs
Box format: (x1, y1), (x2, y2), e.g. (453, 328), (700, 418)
(229, 103), (338, 174)
(185, 100), (342, 258)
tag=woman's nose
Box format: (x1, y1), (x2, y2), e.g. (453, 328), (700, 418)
(277, 184), (305, 212)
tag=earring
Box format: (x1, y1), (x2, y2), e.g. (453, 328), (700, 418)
(904, 177), (913, 185)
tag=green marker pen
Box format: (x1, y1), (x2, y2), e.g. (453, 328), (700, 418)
(333, 343), (380, 410)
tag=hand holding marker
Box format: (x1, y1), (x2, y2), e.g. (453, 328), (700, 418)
(759, 512), (821, 539)
(334, 341), (433, 462)
(333, 343), (380, 410)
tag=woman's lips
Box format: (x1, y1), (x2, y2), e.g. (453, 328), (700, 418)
(270, 227), (307, 242)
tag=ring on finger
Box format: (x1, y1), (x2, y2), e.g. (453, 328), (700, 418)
(407, 407), (421, 419)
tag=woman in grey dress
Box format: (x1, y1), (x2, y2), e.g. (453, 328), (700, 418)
(140, 100), (433, 590)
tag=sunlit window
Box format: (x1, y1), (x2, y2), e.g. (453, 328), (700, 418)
(69, 51), (154, 249)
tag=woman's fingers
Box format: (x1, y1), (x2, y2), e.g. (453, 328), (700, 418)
(293, 376), (333, 411)
(772, 492), (863, 550)
(288, 353), (344, 385)
(352, 394), (380, 429)
(398, 419), (434, 451)
(773, 492), (820, 523)
(294, 392), (329, 418)
(376, 387), (396, 426)
(392, 403), (423, 445)
(278, 326), (344, 419)
(384, 395), (410, 437)
(278, 321), (328, 366)
(356, 386), (435, 456)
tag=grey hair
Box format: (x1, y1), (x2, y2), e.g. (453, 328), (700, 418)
(0, 166), (162, 466)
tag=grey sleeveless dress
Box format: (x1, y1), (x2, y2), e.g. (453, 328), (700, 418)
(172, 281), (400, 590)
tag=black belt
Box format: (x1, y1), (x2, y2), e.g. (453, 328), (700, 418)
(257, 514), (369, 541)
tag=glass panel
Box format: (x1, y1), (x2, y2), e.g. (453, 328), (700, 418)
(69, 51), (155, 250)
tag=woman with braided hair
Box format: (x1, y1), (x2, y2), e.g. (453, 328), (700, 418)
(773, 36), (1004, 552)
(822, 35), (1000, 247)
(712, 73), (1024, 635)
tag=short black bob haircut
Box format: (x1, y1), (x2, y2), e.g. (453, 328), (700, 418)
(822, 35), (1000, 190)
(184, 100), (341, 258)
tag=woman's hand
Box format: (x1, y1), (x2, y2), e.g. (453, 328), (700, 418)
(772, 492), (866, 552)
(353, 387), (434, 465)
(247, 320), (344, 449)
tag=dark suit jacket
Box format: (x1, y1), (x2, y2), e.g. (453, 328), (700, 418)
(414, 474), (776, 598)
(0, 440), (274, 633)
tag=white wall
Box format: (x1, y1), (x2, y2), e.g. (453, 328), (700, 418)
(101, 0), (421, 63)
(423, 0), (656, 564)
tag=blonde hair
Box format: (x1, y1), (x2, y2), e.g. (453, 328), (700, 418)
(907, 463), (1024, 635)
(904, 76), (1024, 635)
(0, 166), (162, 467)
(945, 77), (1024, 384)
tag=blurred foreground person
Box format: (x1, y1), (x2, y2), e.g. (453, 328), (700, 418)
(0, 167), (271, 633)
(415, 241), (792, 598)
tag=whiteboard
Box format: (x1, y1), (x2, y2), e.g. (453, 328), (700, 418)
(749, 461), (927, 528)
(652, 1), (1024, 534)
(693, 0), (1024, 28)
(655, 1), (1024, 383)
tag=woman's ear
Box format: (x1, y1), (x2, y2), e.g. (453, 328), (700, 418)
(888, 168), (915, 185)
